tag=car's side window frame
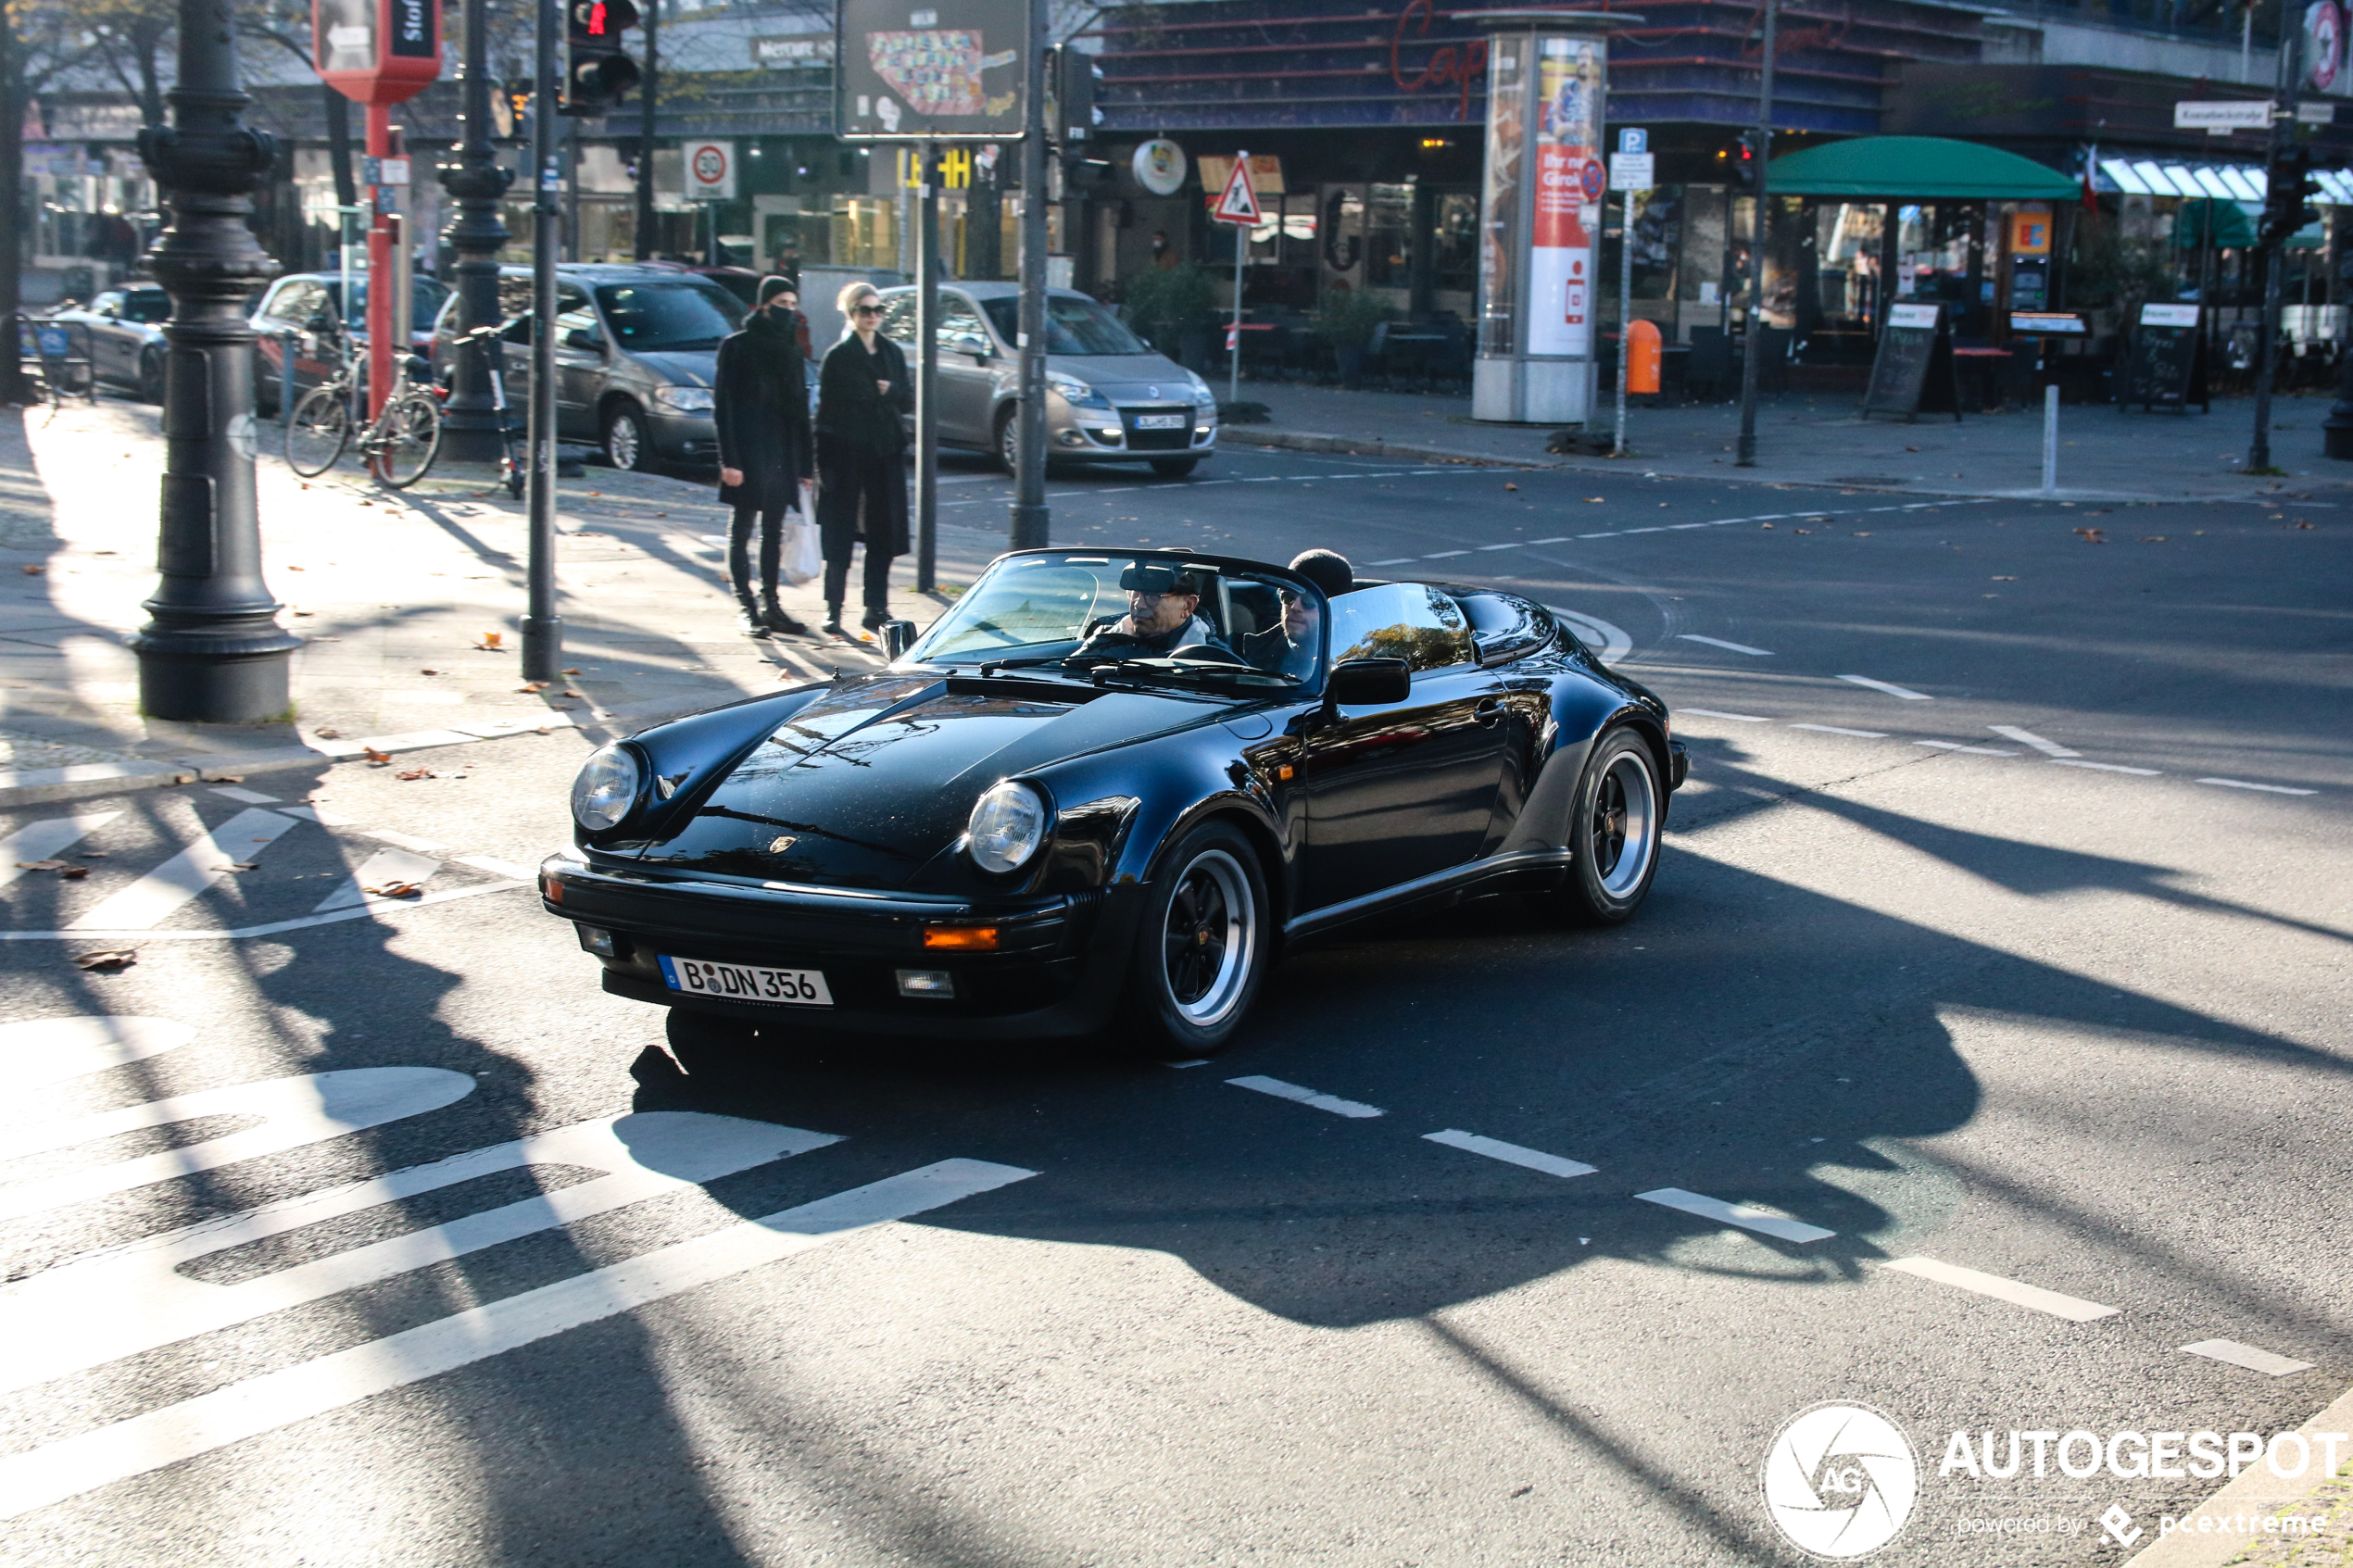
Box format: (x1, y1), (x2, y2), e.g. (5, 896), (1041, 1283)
(1326, 582), (1478, 679)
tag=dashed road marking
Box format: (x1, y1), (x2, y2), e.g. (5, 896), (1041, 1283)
(2196, 777), (2318, 796)
(1882, 1257), (2119, 1322)
(1990, 724), (2079, 758)
(2052, 759), (2161, 776)
(1791, 723), (1888, 738)
(1227, 1075), (1385, 1119)
(2180, 1339), (2314, 1377)
(1424, 1129), (1596, 1179)
(0, 811), (119, 890)
(1917, 741), (2018, 757)
(67, 808), (303, 931)
(316, 847), (443, 911)
(1837, 674), (1933, 701)
(1678, 708), (1771, 723)
(1636, 1187), (1835, 1244)
(208, 786), (283, 805)
(1678, 634), (1773, 656)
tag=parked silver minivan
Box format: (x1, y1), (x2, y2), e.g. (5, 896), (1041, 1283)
(874, 282), (1218, 477)
(431, 263), (744, 471)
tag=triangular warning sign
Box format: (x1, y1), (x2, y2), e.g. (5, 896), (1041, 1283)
(1214, 156), (1261, 224)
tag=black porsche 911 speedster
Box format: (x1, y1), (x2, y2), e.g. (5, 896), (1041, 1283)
(538, 548), (1686, 1058)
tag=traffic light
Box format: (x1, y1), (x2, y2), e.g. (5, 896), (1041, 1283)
(1733, 132), (1759, 192)
(2261, 145), (2323, 248)
(1049, 44), (1103, 145)
(562, 0), (641, 116)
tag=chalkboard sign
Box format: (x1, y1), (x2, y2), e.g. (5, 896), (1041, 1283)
(2122, 302), (2209, 413)
(1861, 302), (1961, 423)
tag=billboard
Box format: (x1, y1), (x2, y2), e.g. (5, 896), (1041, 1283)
(836, 0), (1029, 141)
(1528, 36), (1602, 358)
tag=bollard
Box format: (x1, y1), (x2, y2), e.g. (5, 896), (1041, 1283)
(2041, 383), (2058, 495)
(281, 329), (297, 429)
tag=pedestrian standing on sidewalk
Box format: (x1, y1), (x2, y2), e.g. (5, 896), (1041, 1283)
(814, 281), (912, 635)
(714, 275), (812, 638)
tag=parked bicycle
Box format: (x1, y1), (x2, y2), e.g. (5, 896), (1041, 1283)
(283, 320), (442, 487)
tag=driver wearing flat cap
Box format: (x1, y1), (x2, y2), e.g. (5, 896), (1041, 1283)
(1078, 561), (1227, 658)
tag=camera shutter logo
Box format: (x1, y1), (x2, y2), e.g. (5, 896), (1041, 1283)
(1760, 1402), (1919, 1559)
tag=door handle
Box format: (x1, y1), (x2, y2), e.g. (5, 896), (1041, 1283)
(1474, 697), (1505, 725)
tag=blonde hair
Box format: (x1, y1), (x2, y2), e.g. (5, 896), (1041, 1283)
(837, 281), (879, 316)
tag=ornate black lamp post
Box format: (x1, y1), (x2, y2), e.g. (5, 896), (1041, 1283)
(438, 0), (515, 462)
(130, 0), (302, 721)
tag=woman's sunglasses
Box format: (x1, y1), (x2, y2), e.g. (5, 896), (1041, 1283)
(852, 303), (881, 317)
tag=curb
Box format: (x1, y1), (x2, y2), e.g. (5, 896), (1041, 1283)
(2122, 1380), (2353, 1567)
(1220, 425), (1542, 469)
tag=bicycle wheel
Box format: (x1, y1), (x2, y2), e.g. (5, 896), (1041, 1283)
(373, 392), (443, 489)
(285, 387), (349, 477)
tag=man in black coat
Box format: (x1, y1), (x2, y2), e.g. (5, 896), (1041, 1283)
(715, 276), (814, 636)
(815, 282), (913, 634)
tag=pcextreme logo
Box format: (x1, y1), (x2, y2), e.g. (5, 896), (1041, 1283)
(1761, 1402), (1921, 1559)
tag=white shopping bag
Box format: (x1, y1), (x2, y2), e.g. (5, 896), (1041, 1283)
(781, 507), (822, 586)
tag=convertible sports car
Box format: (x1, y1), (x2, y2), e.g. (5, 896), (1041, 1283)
(539, 549), (1686, 1057)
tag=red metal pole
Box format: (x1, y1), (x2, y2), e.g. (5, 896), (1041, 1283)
(366, 101), (393, 425)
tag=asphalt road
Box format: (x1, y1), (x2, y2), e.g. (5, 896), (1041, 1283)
(2, 444), (2348, 1567)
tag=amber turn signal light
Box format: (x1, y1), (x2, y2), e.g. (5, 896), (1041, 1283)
(922, 924), (999, 950)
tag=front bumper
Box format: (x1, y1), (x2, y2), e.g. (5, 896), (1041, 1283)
(540, 854), (1142, 1039)
(647, 408), (718, 463)
(1052, 400), (1218, 464)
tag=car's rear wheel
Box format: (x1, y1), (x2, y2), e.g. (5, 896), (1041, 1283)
(1552, 727), (1663, 925)
(1150, 456), (1200, 478)
(602, 401), (651, 471)
(995, 405), (1022, 473)
(1116, 822), (1270, 1058)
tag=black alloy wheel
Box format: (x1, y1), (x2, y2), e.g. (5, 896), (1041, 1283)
(1553, 726), (1664, 925)
(1117, 820), (1270, 1057)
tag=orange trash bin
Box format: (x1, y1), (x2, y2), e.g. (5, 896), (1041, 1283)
(1627, 320), (1662, 395)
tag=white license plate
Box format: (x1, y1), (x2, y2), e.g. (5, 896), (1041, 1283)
(1133, 413), (1188, 431)
(658, 955), (833, 1007)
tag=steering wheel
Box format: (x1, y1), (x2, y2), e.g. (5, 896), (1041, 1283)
(1168, 642), (1249, 666)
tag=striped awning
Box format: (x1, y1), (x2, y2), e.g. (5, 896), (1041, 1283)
(2101, 157), (2353, 206)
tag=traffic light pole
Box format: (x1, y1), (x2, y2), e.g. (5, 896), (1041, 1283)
(523, 0), (563, 683)
(438, 0), (513, 463)
(1734, 0), (1776, 469)
(916, 143), (939, 594)
(2250, 33), (2300, 475)
(1010, 0), (1051, 551)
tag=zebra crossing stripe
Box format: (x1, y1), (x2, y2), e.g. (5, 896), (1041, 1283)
(0, 811), (120, 890)
(314, 846), (443, 911)
(0, 1068), (474, 1223)
(0, 1158), (1038, 1521)
(67, 808), (302, 931)
(0, 1111), (840, 1399)
(0, 1014), (194, 1093)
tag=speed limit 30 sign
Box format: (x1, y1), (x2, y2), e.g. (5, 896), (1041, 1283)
(684, 139), (736, 199)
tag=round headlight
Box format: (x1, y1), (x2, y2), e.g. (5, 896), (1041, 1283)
(571, 743), (643, 832)
(966, 780), (1046, 873)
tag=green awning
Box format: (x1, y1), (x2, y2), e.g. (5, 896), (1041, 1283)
(2172, 199), (2257, 247)
(1765, 136), (2082, 201)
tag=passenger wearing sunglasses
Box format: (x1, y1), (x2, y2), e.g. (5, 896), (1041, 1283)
(814, 282), (914, 635)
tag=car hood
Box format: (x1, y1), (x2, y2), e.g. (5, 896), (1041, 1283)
(624, 349), (715, 387)
(636, 674), (1216, 888)
(1054, 353), (1198, 403)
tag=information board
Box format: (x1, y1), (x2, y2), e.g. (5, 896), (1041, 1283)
(1861, 302), (1960, 422)
(835, 0), (1027, 141)
(2122, 302), (2209, 413)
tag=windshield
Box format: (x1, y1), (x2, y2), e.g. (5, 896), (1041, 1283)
(905, 552), (1322, 685)
(594, 281), (744, 352)
(980, 295), (1151, 356)
(121, 291), (170, 324)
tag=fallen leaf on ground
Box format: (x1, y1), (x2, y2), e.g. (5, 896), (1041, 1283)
(477, 632), (503, 649)
(1585, 496), (1604, 503)
(16, 859), (65, 872)
(534, 726), (551, 734)
(78, 851), (105, 859)
(19, 564), (41, 575)
(286, 565), (304, 571)
(1504, 483), (1518, 492)
(561, 667), (581, 674)
(420, 668), (439, 675)
(363, 746), (393, 764)
(2073, 528), (2107, 544)
(365, 882), (425, 898)
(2297, 521), (2316, 530)
(293, 610), (314, 617)
(213, 861), (258, 872)
(74, 949), (137, 972)
(313, 727), (341, 739)
(560, 689), (584, 698)
(1759, 523), (1774, 530)
(1792, 529), (1812, 535)
(205, 774), (244, 784)
(1851, 532), (1871, 537)
(395, 768), (435, 781)
(1905, 445), (1919, 452)
(58, 865), (87, 880)
(518, 681), (548, 693)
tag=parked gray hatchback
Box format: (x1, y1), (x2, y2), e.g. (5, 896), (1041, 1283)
(431, 263), (744, 471)
(874, 282), (1218, 477)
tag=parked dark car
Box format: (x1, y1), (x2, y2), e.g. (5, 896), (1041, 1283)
(249, 272), (450, 414)
(431, 263), (745, 470)
(539, 550), (1684, 1057)
(48, 286), (171, 401)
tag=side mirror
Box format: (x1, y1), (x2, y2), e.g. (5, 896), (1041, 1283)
(879, 620), (918, 659)
(1325, 657), (1410, 707)
(563, 328), (603, 352)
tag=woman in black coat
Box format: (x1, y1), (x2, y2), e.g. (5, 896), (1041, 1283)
(714, 275), (813, 636)
(814, 282), (913, 634)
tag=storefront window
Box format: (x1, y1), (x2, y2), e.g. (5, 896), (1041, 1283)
(831, 196), (899, 271)
(1432, 192), (1478, 295)
(1365, 182), (1416, 289)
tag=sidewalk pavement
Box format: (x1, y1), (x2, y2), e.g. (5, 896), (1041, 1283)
(0, 399), (1006, 807)
(1220, 379), (2353, 505)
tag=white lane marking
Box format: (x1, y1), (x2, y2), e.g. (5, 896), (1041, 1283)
(1477, 542), (1520, 551)
(1837, 674), (1933, 701)
(1544, 608), (1634, 664)
(0, 1158), (1037, 1523)
(1635, 1187), (1835, 1244)
(1791, 723), (1889, 738)
(1678, 708), (1771, 723)
(1227, 1075), (1385, 1119)
(1369, 558), (1414, 567)
(2196, 777), (2318, 796)
(1989, 724), (2079, 757)
(1882, 1257), (2119, 1322)
(456, 854), (536, 879)
(1668, 522), (1713, 530)
(2051, 759), (2161, 776)
(274, 805), (358, 826)
(314, 847), (443, 911)
(0, 812), (120, 890)
(1578, 531), (1619, 539)
(2180, 1339), (2314, 1377)
(359, 827), (451, 854)
(66, 809), (302, 931)
(1162, 1059), (1214, 1069)
(1425, 549), (1469, 558)
(0, 877), (529, 942)
(1917, 741), (2018, 757)
(1526, 535), (1570, 545)
(1424, 1129), (1596, 1179)
(1621, 527), (1667, 534)
(208, 786), (282, 805)
(0, 1112), (839, 1398)
(0, 1015), (195, 1093)
(1677, 633), (1773, 657)
(0, 1068), (474, 1223)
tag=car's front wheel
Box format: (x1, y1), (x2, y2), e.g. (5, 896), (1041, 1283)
(602, 401), (652, 471)
(1117, 822), (1270, 1058)
(1552, 727), (1663, 925)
